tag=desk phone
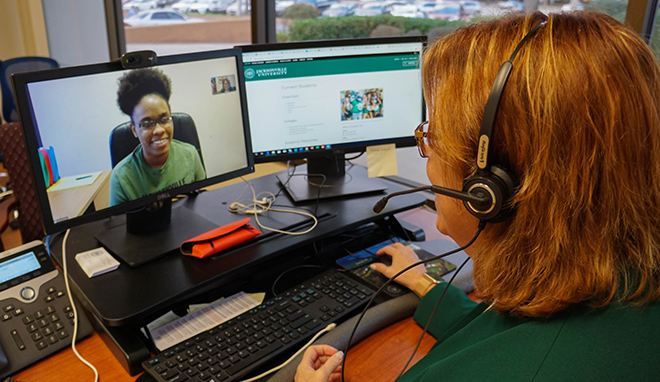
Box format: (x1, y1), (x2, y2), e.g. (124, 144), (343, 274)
(0, 240), (93, 379)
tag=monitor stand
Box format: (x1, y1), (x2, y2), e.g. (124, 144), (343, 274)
(278, 154), (388, 202)
(95, 199), (218, 268)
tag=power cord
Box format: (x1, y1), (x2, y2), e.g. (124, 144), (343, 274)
(61, 229), (99, 382)
(228, 178), (318, 236)
(238, 323), (337, 382)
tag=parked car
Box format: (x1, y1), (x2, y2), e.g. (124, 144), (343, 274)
(276, 0), (295, 15)
(226, 0), (251, 15)
(189, 0), (211, 13)
(124, 9), (195, 26)
(123, 0), (158, 12)
(416, 1), (438, 15)
(561, 1), (584, 10)
(354, 1), (387, 16)
(171, 0), (198, 13)
(321, 2), (356, 17)
(295, 0), (338, 12)
(390, 4), (427, 18)
(498, 0), (524, 10)
(460, 0), (481, 15)
(156, 0), (177, 7)
(208, 0), (235, 13)
(429, 2), (465, 20)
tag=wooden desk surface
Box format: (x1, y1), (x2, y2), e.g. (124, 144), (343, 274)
(11, 316), (435, 382)
(47, 171), (111, 222)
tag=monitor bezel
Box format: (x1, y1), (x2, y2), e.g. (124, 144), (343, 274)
(12, 48), (255, 235)
(238, 36), (426, 164)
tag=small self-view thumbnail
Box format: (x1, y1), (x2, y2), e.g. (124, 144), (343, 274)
(211, 74), (237, 94)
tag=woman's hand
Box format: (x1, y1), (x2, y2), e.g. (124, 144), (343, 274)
(370, 242), (427, 290)
(295, 345), (344, 382)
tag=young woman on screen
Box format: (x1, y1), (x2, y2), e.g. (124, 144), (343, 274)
(295, 11), (660, 382)
(109, 68), (206, 206)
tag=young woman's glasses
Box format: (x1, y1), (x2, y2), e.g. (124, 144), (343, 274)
(415, 121), (430, 158)
(137, 116), (173, 130)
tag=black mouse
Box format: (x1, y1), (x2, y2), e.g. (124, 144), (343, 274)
(371, 254), (392, 266)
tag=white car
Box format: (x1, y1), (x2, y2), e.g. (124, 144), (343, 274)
(123, 0), (158, 12)
(208, 0), (235, 13)
(460, 0), (481, 15)
(226, 0), (251, 15)
(276, 0), (295, 15)
(416, 1), (437, 16)
(561, 1), (584, 11)
(124, 10), (195, 26)
(171, 0), (198, 13)
(390, 4), (426, 18)
(189, 0), (215, 13)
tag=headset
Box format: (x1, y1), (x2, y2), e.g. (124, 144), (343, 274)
(374, 21), (547, 223)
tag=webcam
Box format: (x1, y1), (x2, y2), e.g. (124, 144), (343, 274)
(120, 50), (157, 69)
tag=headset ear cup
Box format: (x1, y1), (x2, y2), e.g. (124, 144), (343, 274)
(462, 164), (518, 223)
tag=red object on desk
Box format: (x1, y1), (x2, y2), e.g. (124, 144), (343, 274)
(180, 217), (261, 259)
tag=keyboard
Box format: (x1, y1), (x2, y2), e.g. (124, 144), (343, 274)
(142, 268), (375, 382)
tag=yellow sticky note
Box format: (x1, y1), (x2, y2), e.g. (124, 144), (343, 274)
(366, 144), (398, 177)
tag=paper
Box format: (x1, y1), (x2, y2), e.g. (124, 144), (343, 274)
(150, 292), (263, 351)
(48, 171), (102, 192)
(75, 247), (120, 278)
(367, 144), (398, 177)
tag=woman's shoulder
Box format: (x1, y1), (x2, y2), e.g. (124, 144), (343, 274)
(112, 146), (143, 175)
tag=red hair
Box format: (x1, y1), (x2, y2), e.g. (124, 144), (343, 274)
(424, 12), (660, 317)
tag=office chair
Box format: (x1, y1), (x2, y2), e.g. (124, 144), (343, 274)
(0, 57), (59, 123)
(0, 122), (46, 250)
(109, 112), (205, 168)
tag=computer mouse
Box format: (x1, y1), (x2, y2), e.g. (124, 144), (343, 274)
(371, 254), (392, 267)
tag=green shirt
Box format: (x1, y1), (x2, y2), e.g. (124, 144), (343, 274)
(401, 282), (660, 381)
(109, 139), (206, 206)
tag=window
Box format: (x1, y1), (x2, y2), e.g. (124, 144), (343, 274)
(121, 0), (252, 56)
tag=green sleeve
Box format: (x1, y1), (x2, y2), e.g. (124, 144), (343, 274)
(109, 169), (128, 207)
(413, 282), (486, 342)
(194, 153), (206, 181)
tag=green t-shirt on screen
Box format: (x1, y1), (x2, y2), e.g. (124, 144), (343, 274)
(109, 139), (206, 206)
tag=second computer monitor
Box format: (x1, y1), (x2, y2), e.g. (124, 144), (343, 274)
(239, 36), (426, 201)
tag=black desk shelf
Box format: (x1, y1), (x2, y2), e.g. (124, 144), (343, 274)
(49, 168), (425, 374)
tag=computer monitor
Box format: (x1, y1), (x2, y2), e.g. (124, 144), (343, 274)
(239, 36), (426, 202)
(12, 49), (254, 266)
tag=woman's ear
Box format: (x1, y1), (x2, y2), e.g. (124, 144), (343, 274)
(131, 124), (138, 138)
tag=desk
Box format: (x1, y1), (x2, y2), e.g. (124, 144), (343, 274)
(47, 170), (111, 222)
(47, 167), (427, 375)
(14, 205), (442, 382)
(12, 316), (436, 382)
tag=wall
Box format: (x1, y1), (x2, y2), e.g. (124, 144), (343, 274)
(0, 0), (49, 60)
(41, 0), (111, 67)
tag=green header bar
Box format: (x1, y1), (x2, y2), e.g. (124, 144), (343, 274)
(243, 54), (419, 81)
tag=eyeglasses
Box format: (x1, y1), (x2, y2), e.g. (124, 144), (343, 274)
(415, 121), (430, 158)
(136, 116), (173, 131)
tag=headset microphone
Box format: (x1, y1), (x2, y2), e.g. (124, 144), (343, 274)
(372, 184), (491, 214)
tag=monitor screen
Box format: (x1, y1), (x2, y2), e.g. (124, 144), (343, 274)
(13, 49), (254, 264)
(239, 37), (425, 201)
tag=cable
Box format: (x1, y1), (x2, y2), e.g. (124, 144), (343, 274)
(61, 229), (99, 382)
(271, 264), (324, 296)
(238, 323), (337, 382)
(228, 178), (319, 236)
(395, 256), (472, 380)
(340, 221), (487, 382)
